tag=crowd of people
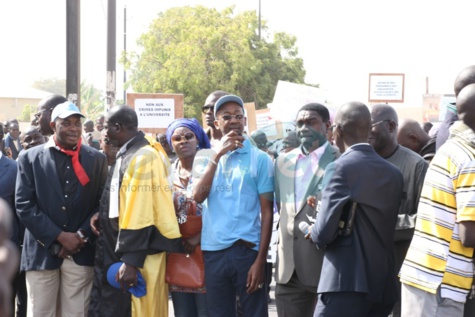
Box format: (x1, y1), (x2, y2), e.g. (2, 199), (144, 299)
(0, 65), (474, 317)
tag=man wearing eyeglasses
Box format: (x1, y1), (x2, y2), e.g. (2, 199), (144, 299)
(202, 90), (227, 147)
(192, 95), (274, 317)
(369, 103), (428, 317)
(33, 94), (68, 138)
(273, 103), (339, 317)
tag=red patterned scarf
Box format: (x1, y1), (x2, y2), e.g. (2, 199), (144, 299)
(54, 136), (90, 186)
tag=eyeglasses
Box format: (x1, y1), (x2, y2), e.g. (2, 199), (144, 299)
(220, 114), (244, 121)
(371, 120), (391, 128)
(171, 132), (195, 142)
(34, 108), (52, 118)
(202, 105), (214, 113)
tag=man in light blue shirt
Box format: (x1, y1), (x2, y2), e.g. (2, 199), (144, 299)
(193, 95), (274, 317)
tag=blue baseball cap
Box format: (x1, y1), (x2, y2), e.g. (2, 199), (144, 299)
(51, 101), (85, 122)
(106, 262), (147, 298)
(214, 95), (244, 116)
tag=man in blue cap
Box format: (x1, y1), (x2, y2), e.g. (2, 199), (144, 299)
(192, 95), (274, 317)
(16, 101), (108, 316)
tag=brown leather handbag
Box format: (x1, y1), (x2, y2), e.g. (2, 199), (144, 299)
(166, 245), (205, 288)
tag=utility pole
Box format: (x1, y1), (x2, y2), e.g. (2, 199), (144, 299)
(258, 0), (261, 40)
(106, 0), (116, 110)
(123, 5), (127, 104)
(66, 0), (81, 107)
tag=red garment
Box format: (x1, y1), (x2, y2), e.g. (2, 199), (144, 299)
(53, 136), (90, 186)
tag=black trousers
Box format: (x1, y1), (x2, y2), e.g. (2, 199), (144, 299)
(314, 292), (394, 317)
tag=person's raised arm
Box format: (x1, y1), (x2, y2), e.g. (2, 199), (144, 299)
(192, 131), (244, 203)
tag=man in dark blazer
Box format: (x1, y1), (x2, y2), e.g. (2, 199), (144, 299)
(4, 122), (22, 159)
(0, 151), (27, 317)
(0, 151), (18, 243)
(16, 101), (108, 316)
(274, 103), (339, 317)
(310, 102), (403, 317)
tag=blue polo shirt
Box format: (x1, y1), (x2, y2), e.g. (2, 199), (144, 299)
(193, 139), (274, 251)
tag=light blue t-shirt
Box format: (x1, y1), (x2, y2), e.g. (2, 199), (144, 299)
(193, 139), (274, 251)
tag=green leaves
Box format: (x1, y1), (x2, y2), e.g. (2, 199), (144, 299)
(124, 5), (306, 120)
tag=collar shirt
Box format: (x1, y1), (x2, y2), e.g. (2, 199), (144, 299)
(195, 139), (274, 251)
(291, 142), (328, 211)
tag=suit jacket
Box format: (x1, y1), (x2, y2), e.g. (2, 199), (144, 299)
(275, 144), (339, 286)
(4, 133), (22, 159)
(0, 155), (21, 245)
(16, 140), (108, 271)
(311, 144), (403, 304)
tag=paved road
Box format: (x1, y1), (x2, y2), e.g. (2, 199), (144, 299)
(168, 272), (278, 316)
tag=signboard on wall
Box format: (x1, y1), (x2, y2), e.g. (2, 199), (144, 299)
(368, 73), (405, 103)
(127, 93), (184, 135)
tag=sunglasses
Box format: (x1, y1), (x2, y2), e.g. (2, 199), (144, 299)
(171, 132), (195, 142)
(220, 114), (244, 121)
(202, 105), (214, 113)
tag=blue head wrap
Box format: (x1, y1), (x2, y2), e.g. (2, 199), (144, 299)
(166, 118), (211, 150)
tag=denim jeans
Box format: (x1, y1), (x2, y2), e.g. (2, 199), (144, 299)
(171, 292), (208, 317)
(203, 244), (268, 317)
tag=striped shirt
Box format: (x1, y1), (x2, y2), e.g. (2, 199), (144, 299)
(399, 122), (475, 303)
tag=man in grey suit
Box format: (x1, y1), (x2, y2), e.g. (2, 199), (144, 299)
(16, 101), (108, 316)
(274, 103), (339, 317)
(311, 102), (403, 317)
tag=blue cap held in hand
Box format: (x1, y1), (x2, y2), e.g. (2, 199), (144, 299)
(106, 262), (147, 298)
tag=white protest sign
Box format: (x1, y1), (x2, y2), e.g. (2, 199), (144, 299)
(368, 73), (405, 103)
(135, 98), (175, 128)
(270, 81), (326, 122)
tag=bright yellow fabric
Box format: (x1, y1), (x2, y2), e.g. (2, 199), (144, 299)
(132, 253), (168, 317)
(118, 138), (180, 317)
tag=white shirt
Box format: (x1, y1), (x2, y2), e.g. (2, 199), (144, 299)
(291, 142), (329, 211)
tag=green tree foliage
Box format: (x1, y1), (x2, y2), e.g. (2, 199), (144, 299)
(18, 104), (36, 122)
(81, 82), (105, 119)
(32, 78), (105, 120)
(33, 77), (66, 96)
(123, 6), (306, 119)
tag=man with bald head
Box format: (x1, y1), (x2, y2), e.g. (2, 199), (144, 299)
(397, 119), (436, 162)
(437, 65), (475, 150)
(88, 105), (181, 317)
(369, 103), (427, 317)
(33, 94), (68, 137)
(311, 101), (403, 316)
(400, 83), (475, 316)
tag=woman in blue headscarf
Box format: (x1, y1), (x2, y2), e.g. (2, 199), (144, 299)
(166, 118), (210, 317)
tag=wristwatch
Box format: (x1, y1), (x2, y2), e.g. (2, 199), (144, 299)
(77, 229), (88, 242)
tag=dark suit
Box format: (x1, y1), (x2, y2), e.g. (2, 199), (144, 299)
(0, 154), (19, 244)
(4, 133), (22, 160)
(274, 144), (339, 316)
(16, 140), (108, 271)
(311, 144), (403, 317)
(0, 155), (27, 317)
